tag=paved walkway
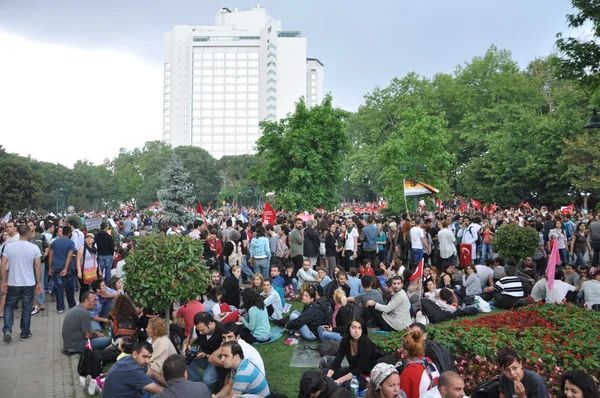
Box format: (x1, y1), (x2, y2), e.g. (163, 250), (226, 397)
(0, 299), (86, 398)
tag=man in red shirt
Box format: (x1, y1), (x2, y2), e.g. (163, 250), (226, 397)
(175, 299), (205, 337)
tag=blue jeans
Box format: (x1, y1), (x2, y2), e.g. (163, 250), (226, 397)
(574, 251), (585, 268)
(253, 258), (270, 278)
(97, 255), (114, 285)
(411, 248), (424, 265)
(317, 325), (342, 341)
(3, 285), (35, 337)
(289, 310), (317, 340)
(480, 243), (494, 265)
(53, 268), (77, 312)
(187, 356), (218, 387)
(36, 264), (47, 306)
(559, 248), (569, 266)
(291, 278), (299, 294)
(241, 257), (254, 281)
(91, 298), (115, 331)
(76, 336), (111, 352)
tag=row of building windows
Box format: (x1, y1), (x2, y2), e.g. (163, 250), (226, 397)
(196, 135), (259, 143)
(192, 36), (260, 42)
(192, 60), (259, 68)
(192, 77), (259, 85)
(190, 125), (259, 135)
(191, 117), (260, 126)
(192, 102), (259, 110)
(192, 69), (259, 76)
(192, 93), (259, 101)
(192, 85), (259, 93)
(192, 52), (259, 60)
(190, 109), (258, 117)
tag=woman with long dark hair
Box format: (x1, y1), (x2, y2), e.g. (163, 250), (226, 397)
(326, 317), (380, 391)
(239, 288), (271, 344)
(108, 294), (139, 341)
(560, 370), (600, 398)
(77, 233), (99, 302)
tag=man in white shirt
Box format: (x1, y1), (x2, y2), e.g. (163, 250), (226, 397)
(296, 260), (319, 291)
(260, 278), (282, 320)
(1, 224), (43, 342)
(344, 218), (359, 268)
(410, 218), (430, 267)
(210, 322), (265, 375)
(437, 221), (457, 268)
(421, 370), (466, 398)
(457, 217), (479, 262)
(475, 262), (495, 289)
(546, 269), (576, 304)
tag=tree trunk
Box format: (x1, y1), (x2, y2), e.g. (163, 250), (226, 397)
(583, 194), (589, 211)
(165, 308), (171, 330)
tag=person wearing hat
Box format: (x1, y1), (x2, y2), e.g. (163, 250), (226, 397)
(365, 363), (407, 398)
(577, 267), (600, 310)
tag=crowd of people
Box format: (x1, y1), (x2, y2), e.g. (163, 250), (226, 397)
(1, 204), (600, 397)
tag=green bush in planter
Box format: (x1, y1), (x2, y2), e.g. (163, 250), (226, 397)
(123, 234), (211, 321)
(492, 223), (539, 263)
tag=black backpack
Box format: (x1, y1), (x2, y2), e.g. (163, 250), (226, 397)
(424, 339), (457, 373)
(346, 302), (363, 320)
(317, 340), (340, 357)
(78, 348), (103, 378)
(472, 378), (500, 398)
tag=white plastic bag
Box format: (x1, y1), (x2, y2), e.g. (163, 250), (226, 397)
(474, 296), (491, 313)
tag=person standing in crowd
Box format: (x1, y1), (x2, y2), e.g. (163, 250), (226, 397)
(95, 222), (115, 285)
(1, 224), (43, 343)
(344, 218), (359, 270)
(47, 225), (77, 313)
(249, 226), (271, 278)
(437, 221), (456, 270)
(303, 220), (320, 267)
(410, 219), (430, 268)
(549, 220), (569, 266)
(570, 223), (591, 269)
(457, 217), (478, 265)
(290, 218), (305, 274)
(27, 219), (48, 316)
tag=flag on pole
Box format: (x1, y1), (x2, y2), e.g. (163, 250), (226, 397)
(460, 201), (468, 213)
(410, 259), (424, 283)
(490, 203), (498, 213)
(471, 199), (482, 210)
(2, 212), (11, 223)
(262, 202), (276, 225)
(546, 239), (560, 290)
(196, 200), (207, 224)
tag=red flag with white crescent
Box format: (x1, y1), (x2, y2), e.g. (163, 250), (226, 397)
(261, 202), (277, 225)
(460, 244), (472, 268)
(410, 259), (424, 283)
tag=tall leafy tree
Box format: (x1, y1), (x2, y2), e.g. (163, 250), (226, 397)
(562, 132), (600, 210)
(157, 154), (195, 225)
(252, 95), (350, 210)
(174, 146), (220, 204)
(0, 155), (45, 213)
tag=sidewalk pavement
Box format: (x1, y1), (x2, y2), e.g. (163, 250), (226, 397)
(0, 298), (86, 398)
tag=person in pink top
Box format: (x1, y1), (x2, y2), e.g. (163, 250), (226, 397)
(175, 299), (205, 337)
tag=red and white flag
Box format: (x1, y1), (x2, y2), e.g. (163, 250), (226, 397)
(196, 200), (207, 224)
(410, 259), (424, 283)
(471, 199), (482, 210)
(261, 202), (277, 225)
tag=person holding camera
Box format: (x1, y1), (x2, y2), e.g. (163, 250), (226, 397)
(182, 312), (223, 389)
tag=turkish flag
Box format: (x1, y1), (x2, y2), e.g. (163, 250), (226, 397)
(261, 202), (277, 225)
(410, 259), (424, 283)
(471, 199), (482, 210)
(482, 205), (489, 214)
(460, 201), (468, 213)
(196, 200), (204, 215)
(459, 244), (472, 268)
(490, 203), (498, 213)
(524, 202), (532, 210)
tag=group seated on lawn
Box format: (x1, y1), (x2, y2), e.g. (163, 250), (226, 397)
(61, 226), (600, 397)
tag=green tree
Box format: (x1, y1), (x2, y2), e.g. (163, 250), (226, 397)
(124, 234), (210, 324)
(492, 223), (540, 263)
(0, 155), (45, 213)
(136, 141), (174, 207)
(252, 95), (350, 210)
(157, 155), (195, 225)
(174, 146), (221, 204)
(561, 132), (600, 210)
(555, 0), (600, 97)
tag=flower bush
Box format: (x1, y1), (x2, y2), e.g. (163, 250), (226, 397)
(376, 304), (600, 395)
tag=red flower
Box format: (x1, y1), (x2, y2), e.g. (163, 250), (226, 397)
(568, 332), (574, 339)
(532, 352), (537, 357)
(562, 341), (568, 346)
(576, 354), (582, 360)
(457, 333), (463, 338)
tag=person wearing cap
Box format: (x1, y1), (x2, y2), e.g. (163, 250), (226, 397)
(365, 363), (407, 398)
(577, 267), (600, 309)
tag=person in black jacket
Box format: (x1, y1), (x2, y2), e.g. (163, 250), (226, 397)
(326, 317), (379, 391)
(95, 222), (115, 285)
(325, 223), (338, 279)
(298, 370), (339, 398)
(304, 220), (321, 266)
(222, 266), (241, 308)
(286, 287), (328, 340)
(325, 271), (351, 307)
(317, 288), (350, 341)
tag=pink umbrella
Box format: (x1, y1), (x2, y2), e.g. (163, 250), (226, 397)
(546, 240), (560, 290)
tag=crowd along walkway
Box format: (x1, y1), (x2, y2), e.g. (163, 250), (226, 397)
(0, 301), (85, 398)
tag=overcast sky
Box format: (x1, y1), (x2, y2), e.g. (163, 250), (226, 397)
(0, 0), (581, 167)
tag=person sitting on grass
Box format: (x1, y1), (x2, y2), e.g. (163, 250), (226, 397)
(102, 340), (166, 397)
(497, 347), (549, 398)
(154, 354), (211, 398)
(238, 288), (271, 344)
(89, 278), (120, 332)
(326, 318), (379, 391)
(261, 277), (283, 321)
(560, 370), (600, 398)
(363, 276), (411, 332)
(317, 288), (350, 342)
(109, 294), (139, 342)
(399, 330), (440, 398)
(146, 317), (178, 377)
(297, 259), (320, 292)
(213, 341), (270, 398)
(298, 370), (339, 398)
(365, 363), (408, 398)
(285, 287), (329, 340)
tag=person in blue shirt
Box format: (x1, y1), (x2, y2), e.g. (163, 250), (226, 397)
(269, 265), (285, 288)
(89, 279), (119, 331)
(249, 226), (271, 278)
(215, 341), (270, 398)
(48, 226), (76, 313)
(102, 340), (166, 397)
(346, 269), (363, 297)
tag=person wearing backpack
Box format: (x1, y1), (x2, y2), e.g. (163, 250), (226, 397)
(457, 217), (479, 264)
(408, 323), (457, 374)
(400, 330), (440, 398)
(362, 216), (380, 265)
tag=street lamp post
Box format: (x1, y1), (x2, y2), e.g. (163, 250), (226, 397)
(584, 109), (600, 129)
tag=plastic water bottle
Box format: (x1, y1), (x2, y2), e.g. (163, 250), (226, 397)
(350, 376), (359, 397)
(108, 324), (113, 340)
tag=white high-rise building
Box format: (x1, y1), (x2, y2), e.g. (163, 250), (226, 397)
(162, 6), (325, 158)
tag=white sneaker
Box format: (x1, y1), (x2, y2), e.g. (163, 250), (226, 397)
(79, 376), (86, 387)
